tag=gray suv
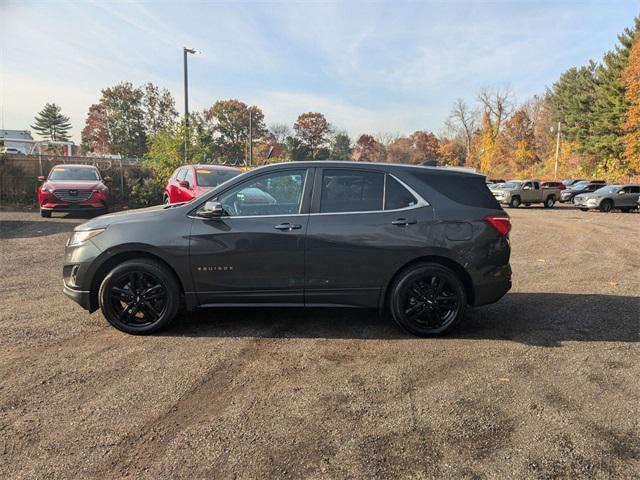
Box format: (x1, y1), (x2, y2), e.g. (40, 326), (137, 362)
(574, 184), (640, 212)
(62, 161), (512, 337)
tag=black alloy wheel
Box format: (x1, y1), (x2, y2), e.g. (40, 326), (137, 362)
(390, 263), (466, 337)
(600, 200), (613, 213)
(99, 259), (180, 334)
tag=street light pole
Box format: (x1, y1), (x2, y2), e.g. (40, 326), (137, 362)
(183, 47), (200, 161)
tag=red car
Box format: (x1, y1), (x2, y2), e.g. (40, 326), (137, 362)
(38, 164), (111, 218)
(164, 164), (242, 204)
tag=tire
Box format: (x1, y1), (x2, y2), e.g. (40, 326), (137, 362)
(163, 195), (170, 205)
(40, 209), (51, 218)
(98, 259), (180, 334)
(579, 208), (588, 212)
(509, 196), (521, 208)
(543, 196), (555, 208)
(389, 263), (467, 337)
(599, 200), (613, 213)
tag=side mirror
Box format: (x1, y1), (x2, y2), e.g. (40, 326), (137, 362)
(523, 185), (531, 190)
(104, 176), (113, 183)
(197, 201), (224, 218)
(179, 180), (190, 189)
(618, 190), (625, 195)
(37, 176), (46, 182)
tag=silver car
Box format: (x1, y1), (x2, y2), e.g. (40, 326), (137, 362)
(574, 184), (640, 212)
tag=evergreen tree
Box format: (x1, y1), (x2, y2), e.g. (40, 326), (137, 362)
(329, 131), (352, 160)
(589, 16), (640, 160)
(547, 63), (597, 150)
(31, 103), (72, 141)
(623, 35), (640, 174)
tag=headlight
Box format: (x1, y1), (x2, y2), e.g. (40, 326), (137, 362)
(586, 198), (598, 205)
(67, 228), (105, 246)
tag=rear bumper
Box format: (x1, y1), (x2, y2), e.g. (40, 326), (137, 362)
(63, 282), (92, 311)
(471, 264), (512, 307)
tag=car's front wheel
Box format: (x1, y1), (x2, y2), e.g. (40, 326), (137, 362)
(40, 209), (51, 218)
(389, 263), (467, 337)
(509, 196), (521, 208)
(98, 259), (180, 334)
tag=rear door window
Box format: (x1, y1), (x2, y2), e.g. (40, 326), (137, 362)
(385, 175), (417, 210)
(320, 169), (384, 213)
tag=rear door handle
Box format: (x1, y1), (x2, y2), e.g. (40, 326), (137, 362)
(391, 218), (417, 226)
(274, 223), (302, 231)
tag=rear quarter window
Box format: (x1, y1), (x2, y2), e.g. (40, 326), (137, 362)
(409, 170), (501, 209)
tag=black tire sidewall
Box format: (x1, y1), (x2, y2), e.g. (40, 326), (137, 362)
(510, 196), (521, 208)
(390, 263), (467, 337)
(41, 209), (51, 218)
(98, 259), (180, 334)
(600, 201), (613, 213)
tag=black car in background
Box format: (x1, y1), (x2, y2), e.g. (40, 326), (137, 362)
(560, 180), (606, 203)
(62, 162), (512, 337)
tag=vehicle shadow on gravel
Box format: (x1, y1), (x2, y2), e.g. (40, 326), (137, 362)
(0, 219), (80, 239)
(167, 293), (639, 347)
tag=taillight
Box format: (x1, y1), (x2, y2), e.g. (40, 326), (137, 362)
(485, 215), (511, 236)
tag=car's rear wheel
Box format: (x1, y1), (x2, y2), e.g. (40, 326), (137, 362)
(509, 196), (521, 208)
(544, 196), (555, 208)
(163, 195), (170, 205)
(600, 200), (613, 213)
(40, 209), (51, 218)
(98, 259), (180, 334)
(389, 263), (467, 337)
(579, 207), (588, 212)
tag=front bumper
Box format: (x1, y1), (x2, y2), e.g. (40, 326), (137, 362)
(63, 282), (92, 311)
(41, 203), (107, 212)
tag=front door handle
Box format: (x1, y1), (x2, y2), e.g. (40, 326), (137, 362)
(391, 218), (417, 226)
(274, 223), (302, 231)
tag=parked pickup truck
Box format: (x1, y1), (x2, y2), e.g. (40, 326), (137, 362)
(490, 180), (561, 208)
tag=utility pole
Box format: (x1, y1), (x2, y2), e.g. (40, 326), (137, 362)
(554, 121), (561, 180)
(248, 109), (253, 167)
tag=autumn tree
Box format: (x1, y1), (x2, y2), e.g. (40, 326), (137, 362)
(477, 86), (514, 140)
(623, 34), (640, 174)
(438, 138), (465, 166)
(203, 99), (267, 162)
(31, 103), (72, 141)
(354, 134), (384, 161)
(386, 137), (413, 164)
(497, 109), (540, 174)
(143, 83), (178, 135)
(81, 104), (111, 154)
(293, 112), (330, 159)
(411, 131), (440, 164)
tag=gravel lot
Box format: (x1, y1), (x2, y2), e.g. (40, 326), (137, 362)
(1, 205), (638, 479)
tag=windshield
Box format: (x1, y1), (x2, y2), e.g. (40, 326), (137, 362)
(48, 166), (100, 181)
(196, 168), (240, 187)
(594, 185), (619, 194)
(570, 181), (589, 190)
(501, 181), (522, 189)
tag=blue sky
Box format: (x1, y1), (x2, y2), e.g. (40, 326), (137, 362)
(2, 0), (638, 142)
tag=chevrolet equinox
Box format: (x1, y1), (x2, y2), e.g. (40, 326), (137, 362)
(63, 161), (512, 337)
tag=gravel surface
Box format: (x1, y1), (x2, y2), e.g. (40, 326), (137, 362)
(1, 206), (638, 479)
